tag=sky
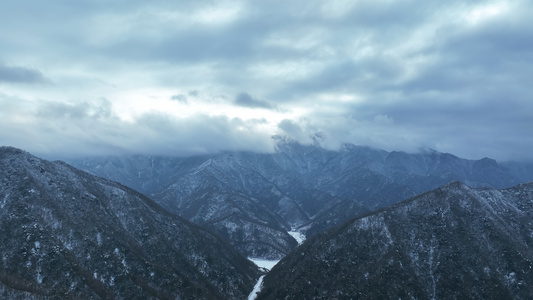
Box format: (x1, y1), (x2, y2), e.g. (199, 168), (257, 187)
(1, 0), (532, 161)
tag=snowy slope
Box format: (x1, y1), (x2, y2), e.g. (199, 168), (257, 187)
(258, 181), (533, 299)
(0, 147), (260, 299)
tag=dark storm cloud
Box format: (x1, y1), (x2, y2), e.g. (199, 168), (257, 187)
(334, 94), (533, 161)
(234, 92), (275, 109)
(98, 2), (311, 65)
(401, 14), (533, 94)
(355, 3), (533, 160)
(261, 1), (533, 103)
(277, 1), (533, 161)
(0, 63), (48, 84)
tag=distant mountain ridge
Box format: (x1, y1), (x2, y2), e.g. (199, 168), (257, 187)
(258, 181), (533, 299)
(70, 139), (533, 259)
(0, 146), (260, 299)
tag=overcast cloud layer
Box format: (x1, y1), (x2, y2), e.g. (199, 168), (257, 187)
(1, 0), (532, 161)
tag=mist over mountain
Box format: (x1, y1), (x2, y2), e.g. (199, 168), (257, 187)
(0, 146), (260, 299)
(70, 139), (533, 259)
(258, 181), (533, 299)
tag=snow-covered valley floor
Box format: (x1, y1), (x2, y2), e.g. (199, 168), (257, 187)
(247, 258), (279, 300)
(247, 230), (306, 299)
(248, 258), (280, 272)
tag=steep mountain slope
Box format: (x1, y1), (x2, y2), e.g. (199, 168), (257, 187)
(258, 182), (533, 299)
(0, 147), (260, 299)
(70, 139), (533, 259)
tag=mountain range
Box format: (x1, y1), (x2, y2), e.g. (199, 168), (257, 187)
(3, 143), (533, 299)
(70, 139), (533, 259)
(0, 146), (260, 299)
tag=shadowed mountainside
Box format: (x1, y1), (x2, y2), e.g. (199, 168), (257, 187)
(0, 146), (260, 299)
(258, 181), (533, 299)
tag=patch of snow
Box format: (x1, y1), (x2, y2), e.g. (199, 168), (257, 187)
(484, 266), (490, 275)
(192, 159), (212, 174)
(248, 258), (280, 271)
(1, 193), (8, 209)
(36, 269), (43, 284)
(65, 242), (73, 250)
(505, 272), (517, 286)
(223, 220), (239, 232)
(288, 230), (306, 245)
(428, 237), (437, 300)
(381, 223), (393, 244)
(247, 275), (265, 300)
